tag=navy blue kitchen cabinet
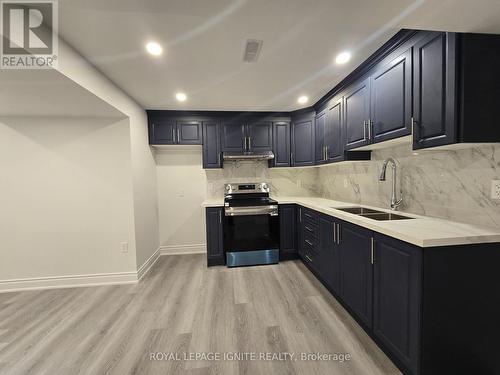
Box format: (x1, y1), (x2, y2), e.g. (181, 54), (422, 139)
(177, 121), (203, 144)
(291, 110), (315, 167)
(338, 220), (373, 328)
(202, 121), (221, 168)
(370, 48), (412, 143)
(314, 111), (327, 164)
(278, 204), (298, 260)
(297, 206), (320, 271)
(221, 120), (273, 152)
(271, 121), (290, 167)
(247, 121), (273, 151)
(343, 78), (371, 150)
(149, 119), (176, 144)
(205, 207), (225, 266)
(148, 114), (202, 145)
(221, 122), (246, 152)
(373, 233), (422, 375)
(413, 32), (500, 149)
(317, 214), (340, 293)
(412, 32), (456, 149)
(325, 97), (344, 162)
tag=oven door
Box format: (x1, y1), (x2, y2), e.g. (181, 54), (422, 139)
(223, 207), (280, 267)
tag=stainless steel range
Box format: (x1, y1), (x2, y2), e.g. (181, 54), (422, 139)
(223, 183), (280, 267)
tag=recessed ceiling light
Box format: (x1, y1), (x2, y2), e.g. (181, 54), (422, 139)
(297, 96), (309, 104)
(145, 41), (163, 56)
(176, 92), (187, 102)
(335, 51), (351, 65)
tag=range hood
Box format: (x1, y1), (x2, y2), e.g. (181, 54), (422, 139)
(223, 150), (275, 161)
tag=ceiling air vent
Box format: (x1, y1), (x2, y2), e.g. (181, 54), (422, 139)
(243, 39), (263, 62)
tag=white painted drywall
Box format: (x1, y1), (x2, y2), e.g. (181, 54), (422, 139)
(56, 38), (160, 269)
(155, 146), (207, 249)
(0, 117), (137, 280)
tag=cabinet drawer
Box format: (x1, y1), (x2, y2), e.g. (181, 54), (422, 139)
(303, 231), (318, 251)
(302, 222), (318, 237)
(302, 247), (317, 268)
(302, 208), (319, 225)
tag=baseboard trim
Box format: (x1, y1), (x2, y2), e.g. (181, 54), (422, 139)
(0, 271), (138, 294)
(137, 247), (161, 281)
(160, 243), (206, 255)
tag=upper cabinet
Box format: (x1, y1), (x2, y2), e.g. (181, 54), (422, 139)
(148, 113), (202, 145)
(344, 78), (371, 150)
(370, 48), (412, 143)
(412, 32), (500, 149)
(221, 122), (246, 152)
(220, 120), (273, 152)
(202, 121), (221, 169)
(247, 121), (273, 151)
(291, 111), (315, 167)
(344, 48), (412, 150)
(272, 121), (291, 167)
(314, 111), (327, 164)
(325, 97), (344, 162)
(412, 32), (456, 149)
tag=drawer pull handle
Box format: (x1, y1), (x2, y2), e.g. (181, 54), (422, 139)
(305, 255), (313, 262)
(305, 226), (314, 232)
(305, 239), (313, 246)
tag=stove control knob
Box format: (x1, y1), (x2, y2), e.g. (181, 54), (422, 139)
(262, 183), (268, 190)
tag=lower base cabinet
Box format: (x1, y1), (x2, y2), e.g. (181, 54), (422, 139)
(372, 233), (421, 375)
(279, 205), (298, 260)
(205, 207), (224, 266)
(338, 222), (373, 329)
(296, 205), (500, 375)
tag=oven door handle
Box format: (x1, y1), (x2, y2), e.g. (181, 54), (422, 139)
(225, 205), (278, 216)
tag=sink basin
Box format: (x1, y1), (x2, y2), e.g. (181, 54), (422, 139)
(334, 206), (384, 215)
(360, 212), (414, 221)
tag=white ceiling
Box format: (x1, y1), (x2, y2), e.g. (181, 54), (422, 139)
(58, 0), (500, 112)
(0, 69), (125, 117)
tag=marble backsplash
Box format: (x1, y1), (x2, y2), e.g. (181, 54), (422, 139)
(318, 143), (500, 228)
(205, 160), (319, 198)
(203, 143), (500, 227)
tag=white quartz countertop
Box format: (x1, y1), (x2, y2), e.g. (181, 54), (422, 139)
(202, 196), (500, 248)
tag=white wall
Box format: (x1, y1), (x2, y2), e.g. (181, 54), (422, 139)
(56, 38), (160, 269)
(155, 146), (207, 249)
(0, 117), (137, 281)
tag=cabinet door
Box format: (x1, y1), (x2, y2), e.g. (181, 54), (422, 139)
(344, 78), (371, 150)
(202, 121), (221, 169)
(150, 119), (176, 144)
(370, 48), (412, 143)
(326, 98), (344, 162)
(318, 215), (340, 292)
(247, 121), (272, 151)
(206, 207), (224, 266)
(413, 32), (457, 149)
(314, 111), (327, 164)
(279, 205), (297, 260)
(291, 119), (315, 166)
(373, 234), (422, 375)
(177, 121), (202, 145)
(221, 122), (246, 152)
(272, 122), (290, 167)
(339, 221), (373, 328)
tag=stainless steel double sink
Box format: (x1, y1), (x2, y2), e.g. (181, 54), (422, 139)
(333, 206), (414, 221)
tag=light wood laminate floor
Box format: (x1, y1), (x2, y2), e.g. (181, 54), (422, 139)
(0, 254), (401, 375)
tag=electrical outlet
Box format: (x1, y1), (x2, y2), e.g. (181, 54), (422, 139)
(491, 180), (500, 200)
(120, 242), (128, 253)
